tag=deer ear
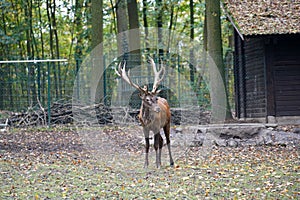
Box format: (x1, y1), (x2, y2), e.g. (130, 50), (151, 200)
(142, 85), (148, 93)
(139, 92), (145, 99)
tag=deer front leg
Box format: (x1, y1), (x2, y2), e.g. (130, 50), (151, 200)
(144, 137), (150, 168)
(154, 133), (163, 168)
(143, 128), (150, 168)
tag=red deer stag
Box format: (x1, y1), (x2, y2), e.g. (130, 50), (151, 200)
(116, 58), (174, 168)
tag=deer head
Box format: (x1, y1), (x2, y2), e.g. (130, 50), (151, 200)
(116, 58), (166, 111)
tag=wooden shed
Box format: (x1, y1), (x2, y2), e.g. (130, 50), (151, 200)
(223, 0), (300, 123)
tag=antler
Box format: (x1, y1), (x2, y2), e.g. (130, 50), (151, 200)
(149, 58), (165, 93)
(116, 61), (145, 93)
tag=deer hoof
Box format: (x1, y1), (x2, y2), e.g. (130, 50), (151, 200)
(144, 162), (149, 168)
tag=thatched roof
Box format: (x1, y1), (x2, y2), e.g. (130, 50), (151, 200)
(223, 0), (300, 37)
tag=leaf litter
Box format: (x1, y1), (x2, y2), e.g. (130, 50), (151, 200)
(0, 126), (299, 199)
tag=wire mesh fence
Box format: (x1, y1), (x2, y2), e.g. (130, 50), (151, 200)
(0, 53), (234, 127)
(0, 59), (75, 126)
(0, 59), (73, 110)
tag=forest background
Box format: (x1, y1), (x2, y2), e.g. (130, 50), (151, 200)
(0, 0), (234, 119)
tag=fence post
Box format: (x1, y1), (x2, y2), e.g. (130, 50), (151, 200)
(103, 55), (107, 105)
(76, 59), (80, 100)
(37, 62), (41, 103)
(47, 62), (51, 127)
(177, 55), (181, 103)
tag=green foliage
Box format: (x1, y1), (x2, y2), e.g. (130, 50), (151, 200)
(1, 0), (233, 60)
(0, 0), (234, 111)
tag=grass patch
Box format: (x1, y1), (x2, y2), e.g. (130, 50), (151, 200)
(1, 127), (299, 199)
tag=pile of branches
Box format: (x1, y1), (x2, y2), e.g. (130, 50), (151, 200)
(4, 100), (211, 128)
(7, 100), (113, 128)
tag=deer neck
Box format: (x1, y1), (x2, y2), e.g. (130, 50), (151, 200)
(140, 103), (156, 126)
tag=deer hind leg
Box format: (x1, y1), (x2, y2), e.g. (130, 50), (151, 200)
(154, 133), (163, 168)
(164, 124), (174, 166)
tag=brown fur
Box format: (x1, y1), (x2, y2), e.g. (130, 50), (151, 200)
(116, 59), (173, 168)
(138, 95), (174, 168)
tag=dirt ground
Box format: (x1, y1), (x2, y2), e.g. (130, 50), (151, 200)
(0, 125), (299, 199)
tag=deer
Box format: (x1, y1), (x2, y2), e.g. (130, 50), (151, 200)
(116, 58), (174, 168)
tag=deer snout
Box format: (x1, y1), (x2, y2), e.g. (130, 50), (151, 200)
(154, 106), (161, 113)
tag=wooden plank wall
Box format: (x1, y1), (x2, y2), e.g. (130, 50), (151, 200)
(243, 37), (267, 118)
(273, 35), (300, 116)
(235, 34), (300, 118)
(234, 34), (267, 118)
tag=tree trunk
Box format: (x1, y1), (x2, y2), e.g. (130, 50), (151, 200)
(37, 0), (46, 103)
(116, 0), (129, 59)
(167, 2), (176, 55)
(37, 0), (45, 59)
(206, 0), (232, 121)
(195, 0), (206, 96)
(25, 0), (37, 107)
(91, 0), (105, 104)
(142, 0), (153, 82)
(74, 0), (84, 60)
(189, 0), (195, 85)
(127, 0), (141, 67)
(156, 0), (164, 58)
(142, 0), (149, 53)
(51, 0), (62, 98)
(46, 0), (58, 98)
(91, 0), (103, 50)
